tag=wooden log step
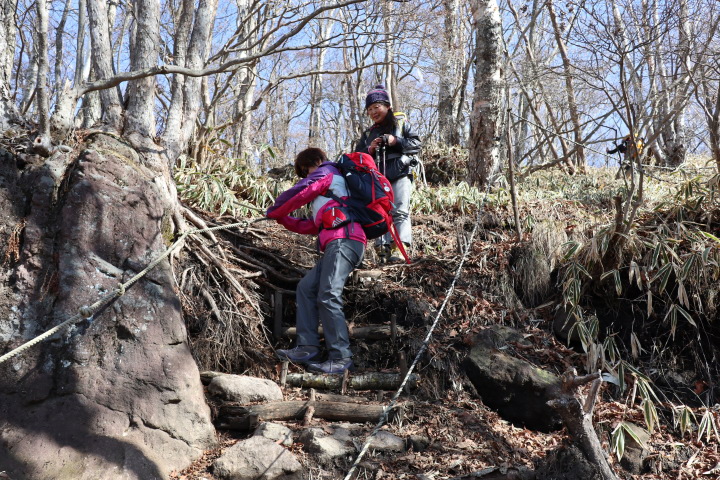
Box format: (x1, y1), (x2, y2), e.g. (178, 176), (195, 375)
(200, 370), (225, 385)
(217, 400), (402, 431)
(285, 372), (418, 391)
(314, 392), (374, 404)
(282, 324), (404, 340)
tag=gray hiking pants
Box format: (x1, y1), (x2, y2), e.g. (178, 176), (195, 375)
(295, 238), (365, 359)
(376, 175), (413, 246)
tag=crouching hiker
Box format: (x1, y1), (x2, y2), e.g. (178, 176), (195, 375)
(265, 147), (365, 375)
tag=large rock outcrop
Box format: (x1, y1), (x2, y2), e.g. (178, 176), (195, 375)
(0, 134), (215, 479)
(462, 325), (563, 432)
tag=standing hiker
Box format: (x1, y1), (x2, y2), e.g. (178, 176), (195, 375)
(354, 84), (422, 263)
(266, 147), (365, 375)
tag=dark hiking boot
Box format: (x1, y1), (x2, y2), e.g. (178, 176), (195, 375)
(276, 345), (321, 363)
(374, 244), (390, 264)
(306, 357), (355, 375)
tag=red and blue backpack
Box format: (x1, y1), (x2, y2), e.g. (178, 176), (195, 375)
(323, 152), (410, 264)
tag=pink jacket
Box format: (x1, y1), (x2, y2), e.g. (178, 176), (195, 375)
(266, 162), (367, 251)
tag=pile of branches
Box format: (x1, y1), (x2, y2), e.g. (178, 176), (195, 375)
(175, 209), (307, 376)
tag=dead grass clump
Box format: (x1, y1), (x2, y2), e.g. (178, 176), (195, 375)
(512, 220), (568, 307)
(512, 246), (551, 308)
(419, 142), (468, 186)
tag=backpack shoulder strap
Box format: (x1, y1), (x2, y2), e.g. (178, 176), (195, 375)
(393, 111), (407, 137)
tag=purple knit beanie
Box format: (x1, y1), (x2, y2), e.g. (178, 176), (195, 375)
(365, 84), (391, 109)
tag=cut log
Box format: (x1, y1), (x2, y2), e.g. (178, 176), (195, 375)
(280, 361), (288, 387)
(200, 370), (225, 385)
(341, 369), (350, 395)
(282, 324), (405, 340)
(217, 400), (401, 431)
(285, 372), (418, 391)
(303, 405), (315, 426)
(314, 392), (373, 404)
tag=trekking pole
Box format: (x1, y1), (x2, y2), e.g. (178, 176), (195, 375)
(383, 145), (386, 177)
(379, 137), (386, 176)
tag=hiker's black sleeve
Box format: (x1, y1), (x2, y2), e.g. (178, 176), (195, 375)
(397, 122), (421, 155)
(355, 132), (369, 154)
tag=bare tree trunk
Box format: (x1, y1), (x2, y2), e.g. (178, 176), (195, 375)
(546, 0), (585, 170)
(342, 49), (363, 147)
(87, 0), (122, 130)
(505, 1), (574, 173)
(333, 102), (344, 152)
(232, 64), (257, 158)
(123, 0), (160, 138)
(652, 0), (687, 167)
(438, 0), (462, 145)
(308, 13), (333, 146)
(73, 0), (87, 89)
(668, 0), (691, 167)
(227, 0), (259, 159)
(468, 0), (502, 187)
(163, 0), (194, 154)
(382, 1), (398, 108)
(34, 0), (50, 143)
(0, 0), (20, 129)
(19, 28), (38, 116)
(509, 0), (541, 164)
(308, 59), (323, 143)
(51, 0), (92, 133)
(217, 400), (403, 431)
(0, 0), (15, 84)
(161, 0), (219, 163)
(79, 75), (101, 128)
(74, 2), (98, 129)
(53, 0), (71, 107)
(705, 83), (720, 172)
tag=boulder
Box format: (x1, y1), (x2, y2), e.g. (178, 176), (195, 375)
(208, 375), (283, 404)
(254, 422), (294, 447)
(213, 436), (303, 480)
(0, 135), (215, 480)
(619, 423), (650, 474)
(299, 425), (356, 466)
(462, 325), (562, 432)
(367, 430), (405, 453)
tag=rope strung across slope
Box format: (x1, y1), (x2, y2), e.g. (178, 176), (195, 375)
(0, 218), (269, 366)
(343, 209), (484, 480)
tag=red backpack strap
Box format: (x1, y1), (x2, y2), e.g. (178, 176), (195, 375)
(345, 151), (377, 170)
(386, 219), (411, 264)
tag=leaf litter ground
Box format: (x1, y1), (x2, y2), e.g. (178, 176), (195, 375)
(175, 203), (720, 480)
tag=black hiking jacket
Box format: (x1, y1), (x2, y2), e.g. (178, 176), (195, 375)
(354, 119), (421, 182)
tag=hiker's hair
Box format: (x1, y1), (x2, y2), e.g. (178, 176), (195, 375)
(378, 107), (398, 131)
(294, 147), (327, 178)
